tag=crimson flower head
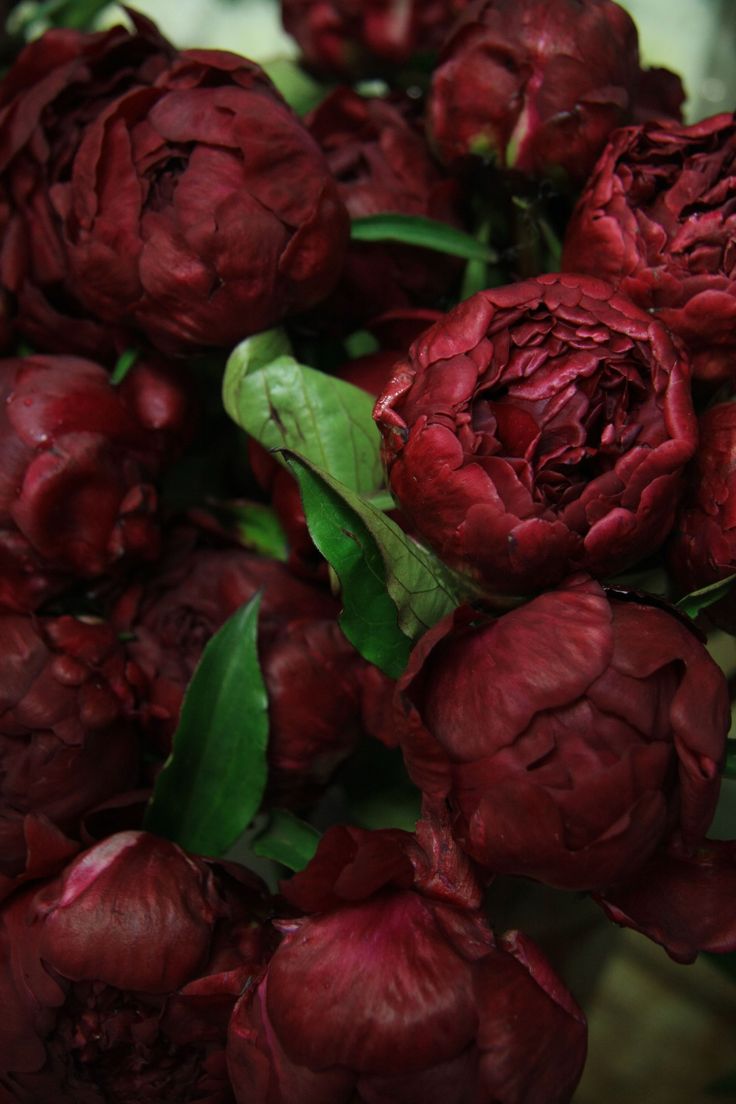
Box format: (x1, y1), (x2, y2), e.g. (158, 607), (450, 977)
(0, 832), (275, 1103)
(0, 13), (175, 357)
(114, 529), (386, 800)
(306, 88), (463, 329)
(53, 49), (349, 355)
(563, 114), (736, 385)
(0, 353), (190, 611)
(282, 0), (471, 77)
(228, 818), (587, 1103)
(374, 275), (697, 594)
(0, 614), (140, 887)
(427, 0), (683, 182)
(395, 576), (730, 899)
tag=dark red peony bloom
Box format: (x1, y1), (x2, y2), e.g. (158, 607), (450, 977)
(669, 402), (736, 630)
(0, 832), (275, 1102)
(0, 13), (175, 357)
(563, 114), (736, 384)
(113, 529), (386, 799)
(374, 275), (697, 594)
(228, 819), (587, 1103)
(0, 353), (190, 611)
(426, 0), (683, 182)
(394, 575), (730, 902)
(0, 614), (140, 885)
(281, 0), (471, 77)
(306, 88), (463, 327)
(51, 48), (348, 355)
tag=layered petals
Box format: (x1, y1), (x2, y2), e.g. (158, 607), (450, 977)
(395, 576), (730, 892)
(374, 275), (696, 593)
(563, 113), (736, 384)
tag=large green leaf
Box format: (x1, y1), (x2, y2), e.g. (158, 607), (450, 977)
(252, 809), (321, 871)
(144, 595), (269, 857)
(283, 451), (471, 677)
(351, 214), (498, 262)
(223, 330), (383, 493)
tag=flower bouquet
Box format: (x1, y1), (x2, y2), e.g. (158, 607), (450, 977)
(0, 0), (734, 1100)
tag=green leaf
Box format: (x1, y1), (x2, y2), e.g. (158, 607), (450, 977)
(144, 594), (269, 857)
(252, 809), (321, 871)
(283, 451), (471, 677)
(10, 0), (109, 35)
(676, 575), (736, 620)
(223, 330), (383, 493)
(207, 501), (289, 561)
(344, 329), (380, 359)
(351, 215), (499, 263)
(110, 347), (138, 386)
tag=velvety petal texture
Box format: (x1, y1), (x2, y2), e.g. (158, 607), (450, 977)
(306, 89), (463, 328)
(0, 14), (175, 356)
(0, 832), (275, 1103)
(562, 113), (736, 384)
(55, 50), (348, 354)
(281, 0), (471, 77)
(426, 0), (683, 182)
(395, 576), (730, 891)
(0, 614), (140, 886)
(227, 821), (586, 1103)
(374, 274), (696, 593)
(0, 354), (190, 610)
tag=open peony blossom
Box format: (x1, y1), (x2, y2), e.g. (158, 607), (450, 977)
(0, 13), (175, 357)
(228, 819), (587, 1103)
(394, 575), (730, 897)
(374, 274), (697, 594)
(563, 113), (736, 385)
(426, 0), (683, 182)
(0, 832), (275, 1103)
(0, 353), (190, 611)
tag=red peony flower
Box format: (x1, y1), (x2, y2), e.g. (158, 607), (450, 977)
(114, 528), (388, 800)
(306, 88), (463, 328)
(0, 13), (175, 357)
(426, 0), (683, 182)
(394, 576), (730, 902)
(0, 354), (190, 611)
(282, 0), (471, 77)
(374, 275), (697, 594)
(228, 819), (587, 1102)
(53, 48), (349, 355)
(563, 113), (736, 384)
(0, 613), (140, 886)
(0, 832), (275, 1102)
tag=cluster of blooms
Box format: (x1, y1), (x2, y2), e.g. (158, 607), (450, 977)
(0, 0), (734, 1101)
